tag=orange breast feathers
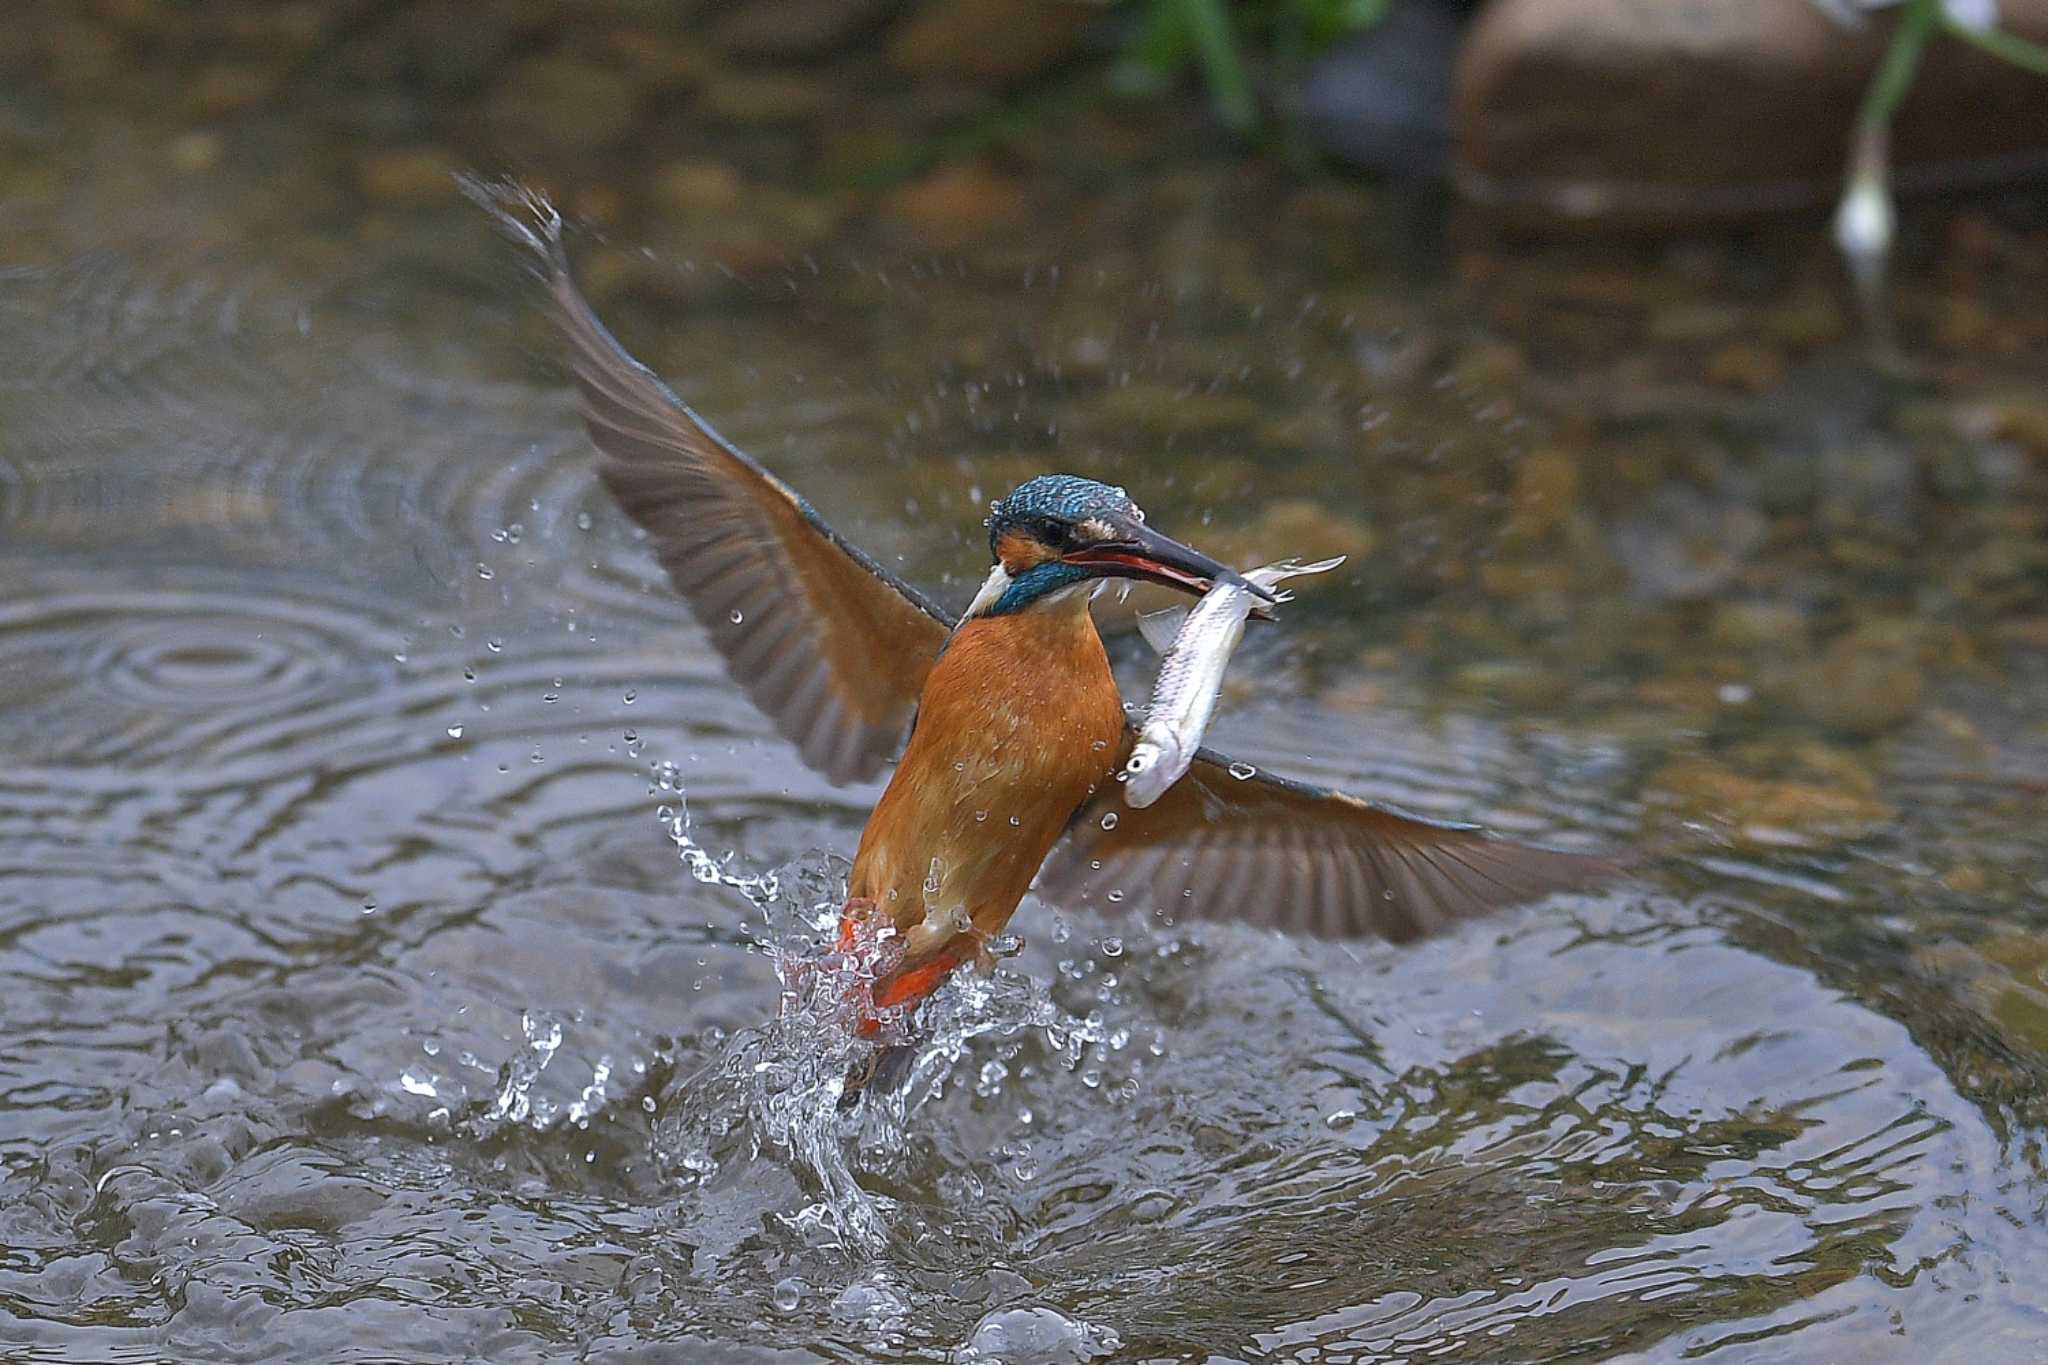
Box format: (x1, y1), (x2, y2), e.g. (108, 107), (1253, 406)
(845, 595), (1126, 979)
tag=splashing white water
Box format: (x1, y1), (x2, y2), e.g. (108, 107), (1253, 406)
(489, 1009), (564, 1127)
(643, 865), (1062, 1254)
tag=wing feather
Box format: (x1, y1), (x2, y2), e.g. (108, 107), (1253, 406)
(471, 181), (953, 785)
(1038, 742), (1615, 942)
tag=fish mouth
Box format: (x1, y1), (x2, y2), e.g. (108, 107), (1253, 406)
(1060, 523), (1278, 605)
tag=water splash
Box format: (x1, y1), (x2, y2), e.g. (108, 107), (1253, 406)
(489, 1009), (564, 1127)
(652, 759), (785, 910)
(642, 771), (1084, 1258)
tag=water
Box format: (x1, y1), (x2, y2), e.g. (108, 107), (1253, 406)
(6, 7), (2048, 1361)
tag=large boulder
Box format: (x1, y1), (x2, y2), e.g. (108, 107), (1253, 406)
(1453, 0), (2048, 227)
(886, 0), (1097, 82)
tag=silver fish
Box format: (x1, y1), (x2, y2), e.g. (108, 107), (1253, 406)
(1122, 556), (1345, 808)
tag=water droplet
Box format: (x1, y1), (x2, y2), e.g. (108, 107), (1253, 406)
(476, 563), (494, 581)
(575, 510), (594, 530)
(1101, 936), (1123, 957)
(728, 609), (745, 625)
(1105, 890), (1124, 903)
(623, 689), (637, 704)
(445, 724), (464, 739)
(973, 809), (989, 823)
(1007, 814), (1021, 827)
(462, 667), (477, 683)
(361, 899), (377, 914)
(1227, 761), (1257, 780)
(1100, 811), (1119, 830)
(485, 639), (503, 654)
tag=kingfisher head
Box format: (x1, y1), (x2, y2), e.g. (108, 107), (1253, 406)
(965, 474), (1272, 618)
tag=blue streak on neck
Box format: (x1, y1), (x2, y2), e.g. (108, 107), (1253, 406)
(987, 561), (1091, 616)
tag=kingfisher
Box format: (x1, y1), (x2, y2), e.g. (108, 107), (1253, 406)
(479, 186), (1608, 1067)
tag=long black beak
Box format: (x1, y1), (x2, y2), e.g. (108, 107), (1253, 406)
(1060, 523), (1279, 603)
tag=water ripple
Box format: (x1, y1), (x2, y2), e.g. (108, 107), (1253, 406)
(0, 254), (728, 641)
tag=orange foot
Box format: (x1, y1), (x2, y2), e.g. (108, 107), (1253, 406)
(834, 901), (971, 1037)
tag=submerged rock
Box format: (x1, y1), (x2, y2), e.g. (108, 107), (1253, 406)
(883, 161), (1032, 249)
(1647, 755), (1895, 846)
(1793, 620), (1934, 737)
(711, 0), (905, 61)
(887, 0), (1097, 82)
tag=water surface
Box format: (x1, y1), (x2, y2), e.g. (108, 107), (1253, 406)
(5, 9), (2048, 1361)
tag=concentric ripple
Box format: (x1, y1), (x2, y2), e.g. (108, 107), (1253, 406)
(0, 578), (408, 768)
(0, 250), (801, 639)
(86, 608), (348, 712)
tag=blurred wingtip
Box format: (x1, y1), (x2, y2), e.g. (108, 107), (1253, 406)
(456, 173), (570, 279)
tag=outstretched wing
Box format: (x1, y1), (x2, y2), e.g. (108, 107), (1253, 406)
(471, 181), (954, 784)
(1037, 745), (1614, 941)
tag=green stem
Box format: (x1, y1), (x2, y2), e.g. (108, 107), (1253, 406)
(1179, 0), (1257, 133)
(1942, 15), (2048, 76)
(1858, 0), (1941, 131)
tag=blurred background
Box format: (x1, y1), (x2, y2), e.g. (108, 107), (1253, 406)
(3, 2), (2048, 1361)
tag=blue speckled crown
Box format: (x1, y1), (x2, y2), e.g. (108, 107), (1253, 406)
(987, 475), (1136, 557)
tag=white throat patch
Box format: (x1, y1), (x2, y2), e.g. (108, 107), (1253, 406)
(964, 563), (1012, 618)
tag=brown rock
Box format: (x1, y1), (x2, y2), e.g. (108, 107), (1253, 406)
(887, 0), (1096, 82)
(698, 70), (835, 125)
(883, 162), (1031, 249)
(1647, 756), (1894, 845)
(1215, 498), (1377, 573)
(1454, 0), (2048, 228)
(712, 0), (904, 59)
(483, 52), (643, 154)
(1708, 601), (1810, 652)
(1703, 341), (1785, 393)
(1792, 624), (1928, 737)
(1505, 447), (1579, 541)
(1477, 560), (1574, 597)
(1454, 659), (1571, 708)
(359, 147), (456, 205)
(1959, 396), (2048, 459)
(167, 131), (223, 175)
(651, 159), (746, 215)
(187, 64), (274, 120)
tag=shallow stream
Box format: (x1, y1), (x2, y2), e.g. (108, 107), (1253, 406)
(5, 7), (2048, 1361)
